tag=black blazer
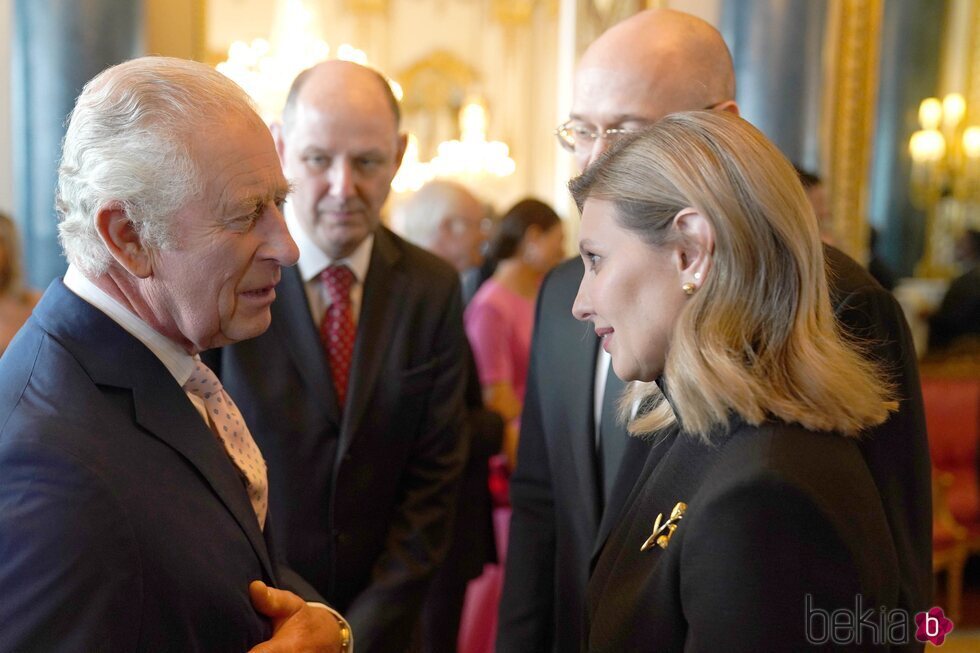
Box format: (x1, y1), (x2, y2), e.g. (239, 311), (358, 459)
(499, 246), (930, 653)
(218, 226), (468, 652)
(585, 420), (900, 652)
(0, 280), (303, 651)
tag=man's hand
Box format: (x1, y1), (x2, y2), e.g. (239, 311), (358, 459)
(247, 580), (343, 653)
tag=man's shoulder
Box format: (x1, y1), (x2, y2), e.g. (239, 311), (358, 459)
(824, 244), (885, 298)
(538, 256), (584, 308)
(379, 227), (460, 289)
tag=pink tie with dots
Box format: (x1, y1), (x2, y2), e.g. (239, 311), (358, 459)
(184, 360), (268, 530)
(320, 264), (356, 410)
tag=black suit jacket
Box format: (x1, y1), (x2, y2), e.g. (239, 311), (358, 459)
(218, 226), (468, 652)
(585, 420), (900, 652)
(498, 257), (650, 653)
(0, 280), (302, 651)
(499, 246), (930, 652)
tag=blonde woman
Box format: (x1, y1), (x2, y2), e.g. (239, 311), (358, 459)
(571, 112), (903, 651)
(0, 213), (39, 354)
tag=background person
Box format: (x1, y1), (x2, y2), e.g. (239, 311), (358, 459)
(572, 111), (899, 651)
(928, 228), (980, 353)
(394, 179), (505, 653)
(465, 198), (564, 470)
(0, 212), (40, 354)
(459, 197), (563, 653)
(216, 60), (468, 653)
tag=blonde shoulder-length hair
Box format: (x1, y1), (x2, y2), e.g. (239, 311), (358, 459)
(569, 111), (895, 440)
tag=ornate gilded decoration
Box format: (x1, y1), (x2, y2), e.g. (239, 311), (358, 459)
(822, 0), (884, 262)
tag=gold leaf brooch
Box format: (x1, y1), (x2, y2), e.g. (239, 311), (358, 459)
(640, 501), (687, 552)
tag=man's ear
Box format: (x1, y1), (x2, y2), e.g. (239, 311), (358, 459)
(270, 121), (288, 167)
(671, 208), (714, 288)
(393, 132), (409, 170)
(95, 204), (152, 278)
(714, 100), (740, 117)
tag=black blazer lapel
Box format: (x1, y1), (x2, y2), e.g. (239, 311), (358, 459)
(590, 428), (713, 569)
(594, 428), (673, 556)
(37, 281), (277, 582)
(340, 228), (403, 455)
(271, 266), (341, 427)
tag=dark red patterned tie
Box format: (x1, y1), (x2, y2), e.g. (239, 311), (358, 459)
(320, 265), (356, 410)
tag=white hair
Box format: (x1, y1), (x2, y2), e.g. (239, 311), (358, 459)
(57, 56), (262, 276)
(395, 180), (478, 248)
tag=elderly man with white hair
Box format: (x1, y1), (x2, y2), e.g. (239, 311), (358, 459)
(0, 56), (349, 652)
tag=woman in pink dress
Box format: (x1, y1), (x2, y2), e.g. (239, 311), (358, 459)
(459, 199), (565, 653)
(0, 213), (40, 356)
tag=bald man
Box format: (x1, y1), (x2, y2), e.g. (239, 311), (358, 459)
(215, 61), (468, 653)
(499, 9), (929, 652)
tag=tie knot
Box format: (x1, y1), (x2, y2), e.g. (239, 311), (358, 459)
(321, 265), (355, 303)
(184, 360), (223, 399)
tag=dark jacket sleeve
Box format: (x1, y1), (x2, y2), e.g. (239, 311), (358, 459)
(344, 277), (469, 652)
(0, 439), (142, 652)
(681, 477), (881, 652)
(496, 272), (560, 652)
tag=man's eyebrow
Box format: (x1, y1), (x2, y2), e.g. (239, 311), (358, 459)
(229, 183), (292, 215)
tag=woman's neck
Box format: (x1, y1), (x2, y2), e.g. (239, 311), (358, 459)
(493, 259), (543, 300)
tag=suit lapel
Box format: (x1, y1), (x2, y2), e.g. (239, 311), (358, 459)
(547, 260), (605, 536)
(272, 266), (341, 427)
(590, 425), (730, 568)
(340, 228), (403, 456)
(570, 337), (604, 536)
(130, 375), (277, 581)
(594, 429), (668, 554)
(36, 280), (277, 581)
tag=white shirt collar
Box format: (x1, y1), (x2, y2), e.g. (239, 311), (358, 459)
(285, 203), (374, 284)
(63, 265), (198, 386)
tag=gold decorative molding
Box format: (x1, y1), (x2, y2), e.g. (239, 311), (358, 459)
(344, 0), (389, 16)
(966, 2), (980, 128)
(395, 50), (481, 115)
(822, 0), (884, 262)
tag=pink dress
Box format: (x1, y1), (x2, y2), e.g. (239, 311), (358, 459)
(459, 279), (535, 653)
(464, 279), (534, 406)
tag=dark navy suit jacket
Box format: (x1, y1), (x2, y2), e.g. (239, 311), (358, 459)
(0, 279), (318, 651)
(217, 226), (468, 653)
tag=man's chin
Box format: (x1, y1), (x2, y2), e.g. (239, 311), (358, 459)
(211, 314), (273, 349)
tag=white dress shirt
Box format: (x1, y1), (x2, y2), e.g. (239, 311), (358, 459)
(64, 265), (209, 423)
(286, 204), (373, 327)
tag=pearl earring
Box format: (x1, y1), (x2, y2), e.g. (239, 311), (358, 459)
(694, 272), (702, 281)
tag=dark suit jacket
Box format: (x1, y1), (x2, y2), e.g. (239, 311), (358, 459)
(218, 226), (468, 652)
(0, 280), (297, 652)
(498, 257), (650, 653)
(585, 420), (900, 652)
(499, 246), (930, 653)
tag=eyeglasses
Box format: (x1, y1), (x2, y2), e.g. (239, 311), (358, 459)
(555, 102), (728, 153)
(555, 121), (645, 153)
